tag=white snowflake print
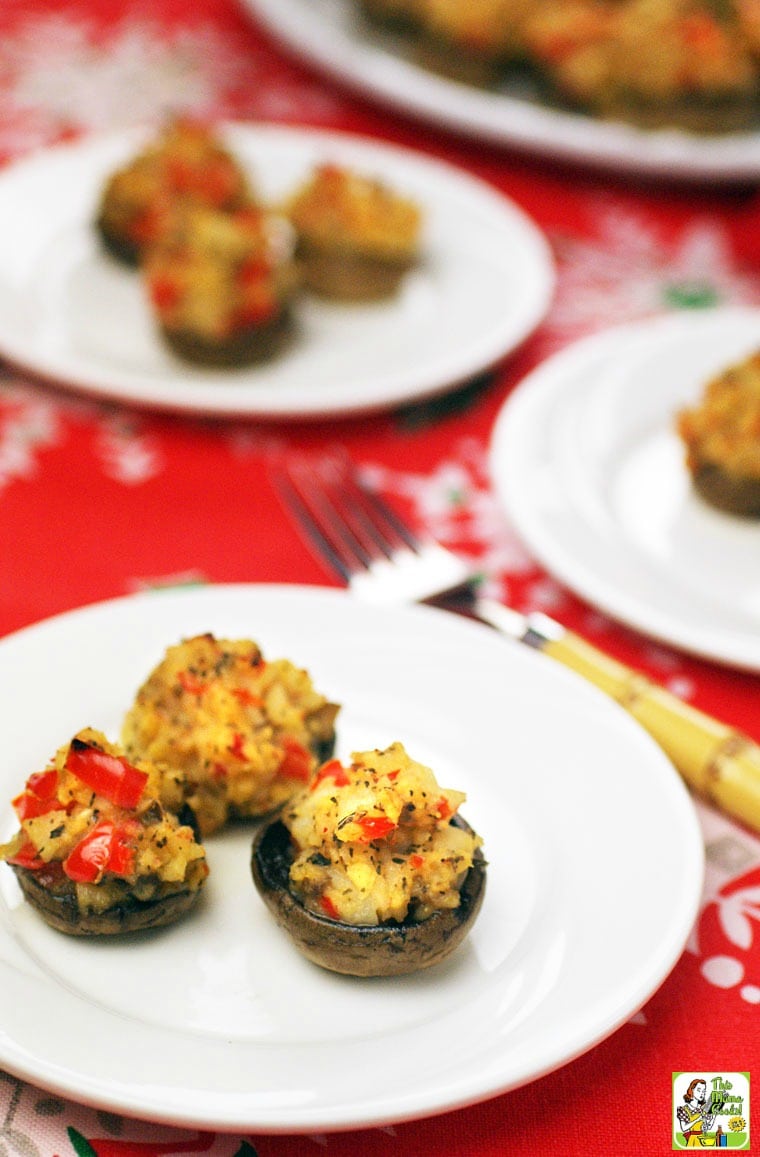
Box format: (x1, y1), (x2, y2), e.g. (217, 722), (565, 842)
(0, 18), (239, 151)
(548, 201), (760, 350)
(0, 13), (342, 158)
(94, 416), (162, 485)
(0, 389), (60, 492)
(712, 884), (760, 953)
(360, 438), (535, 584)
(686, 807), (760, 1005)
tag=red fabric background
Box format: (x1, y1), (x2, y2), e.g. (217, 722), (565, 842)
(0, 3), (759, 1154)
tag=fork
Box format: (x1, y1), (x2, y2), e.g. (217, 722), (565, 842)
(273, 450), (760, 834)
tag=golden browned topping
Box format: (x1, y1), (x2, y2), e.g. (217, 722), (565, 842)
(677, 350), (760, 480)
(142, 203), (298, 344)
(122, 634), (339, 835)
(282, 741), (483, 926)
(527, 0), (756, 110)
(97, 117), (252, 258)
(420, 0), (534, 57)
(288, 163), (422, 261)
(354, 0), (760, 127)
(0, 728), (207, 915)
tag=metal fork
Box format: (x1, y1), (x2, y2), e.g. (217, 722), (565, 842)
(272, 449), (760, 834)
(272, 451), (477, 608)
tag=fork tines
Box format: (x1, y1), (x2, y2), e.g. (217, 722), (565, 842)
(271, 450), (474, 604)
(271, 452), (413, 577)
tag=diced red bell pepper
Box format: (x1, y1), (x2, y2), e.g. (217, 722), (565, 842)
(356, 814), (397, 842)
(129, 205), (166, 245)
(436, 797), (453, 821)
(178, 669), (206, 695)
(234, 206), (265, 231)
(228, 732), (248, 761)
(65, 741), (148, 809)
(319, 893), (341, 921)
(5, 835), (46, 870)
(278, 737), (313, 782)
(237, 256), (272, 286)
(310, 759), (350, 791)
(148, 274), (182, 314)
(26, 769), (59, 797)
(681, 13), (722, 52)
(231, 686), (263, 708)
(409, 853), (424, 870)
(165, 156), (195, 194)
(196, 160), (240, 206)
(233, 294), (277, 329)
(63, 820), (137, 883)
(12, 767), (61, 820)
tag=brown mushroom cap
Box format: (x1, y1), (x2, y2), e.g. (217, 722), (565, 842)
(251, 814), (486, 977)
(158, 309), (296, 369)
(95, 216), (141, 266)
(692, 462), (760, 517)
(12, 864), (204, 936)
(295, 241), (414, 302)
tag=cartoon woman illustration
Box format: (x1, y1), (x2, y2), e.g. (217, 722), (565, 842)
(677, 1079), (718, 1147)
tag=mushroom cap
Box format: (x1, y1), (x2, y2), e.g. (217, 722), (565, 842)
(251, 814), (486, 977)
(692, 462), (760, 517)
(12, 864), (204, 936)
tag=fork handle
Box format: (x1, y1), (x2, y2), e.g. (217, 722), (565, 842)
(483, 603), (760, 833)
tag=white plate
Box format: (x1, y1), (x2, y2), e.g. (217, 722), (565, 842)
(0, 123), (553, 419)
(490, 307), (760, 671)
(243, 0), (760, 183)
(0, 584), (702, 1132)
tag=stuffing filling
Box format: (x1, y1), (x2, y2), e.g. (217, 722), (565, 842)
(283, 741), (483, 926)
(122, 634), (339, 835)
(354, 0), (760, 125)
(143, 203), (298, 344)
(525, 0), (756, 103)
(287, 163), (422, 263)
(0, 728), (207, 916)
(677, 350), (760, 480)
(420, 0), (535, 58)
(97, 117), (252, 258)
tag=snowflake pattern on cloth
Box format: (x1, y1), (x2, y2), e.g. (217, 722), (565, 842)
(94, 415), (163, 486)
(547, 201), (760, 351)
(0, 10), (343, 160)
(691, 806), (760, 1004)
(0, 387), (61, 493)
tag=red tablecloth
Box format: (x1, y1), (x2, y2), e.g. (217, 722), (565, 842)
(1, 2), (760, 1154)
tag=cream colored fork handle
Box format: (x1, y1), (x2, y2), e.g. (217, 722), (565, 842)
(543, 627), (760, 833)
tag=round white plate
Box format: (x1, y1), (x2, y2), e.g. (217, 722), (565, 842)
(243, 0), (760, 183)
(0, 584), (702, 1132)
(0, 123), (553, 419)
(490, 307), (760, 671)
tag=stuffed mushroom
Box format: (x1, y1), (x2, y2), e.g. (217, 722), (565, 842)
(122, 633), (339, 836)
(142, 202), (299, 368)
(527, 0), (760, 132)
(286, 163), (422, 301)
(95, 116), (253, 266)
(677, 348), (760, 516)
(0, 728), (208, 935)
(251, 741), (486, 977)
